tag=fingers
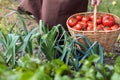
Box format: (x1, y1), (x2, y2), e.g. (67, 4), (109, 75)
(96, 0), (101, 6)
(91, 0), (101, 6)
(91, 0), (97, 6)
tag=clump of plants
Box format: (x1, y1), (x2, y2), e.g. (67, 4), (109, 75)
(0, 14), (119, 80)
(0, 14), (104, 67)
(0, 53), (120, 80)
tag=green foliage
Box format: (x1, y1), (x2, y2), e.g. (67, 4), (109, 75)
(18, 15), (37, 55)
(37, 20), (60, 60)
(88, 0), (120, 17)
(98, 0), (120, 17)
(55, 33), (104, 71)
(0, 54), (120, 80)
(0, 18), (16, 34)
(0, 18), (7, 34)
(117, 35), (120, 42)
(0, 15), (38, 68)
(114, 56), (120, 73)
(111, 72), (120, 80)
(0, 32), (19, 68)
(32, 20), (104, 67)
(0, 17), (104, 70)
(17, 54), (41, 71)
(0, 17), (105, 79)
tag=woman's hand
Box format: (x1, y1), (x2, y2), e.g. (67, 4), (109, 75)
(91, 0), (101, 6)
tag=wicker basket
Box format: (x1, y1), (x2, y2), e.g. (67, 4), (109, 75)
(66, 12), (120, 52)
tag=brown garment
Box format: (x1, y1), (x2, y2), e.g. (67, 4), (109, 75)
(18, 0), (88, 30)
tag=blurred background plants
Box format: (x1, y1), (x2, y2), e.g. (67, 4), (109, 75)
(99, 0), (120, 17)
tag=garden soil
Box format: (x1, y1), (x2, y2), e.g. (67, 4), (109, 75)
(104, 42), (120, 65)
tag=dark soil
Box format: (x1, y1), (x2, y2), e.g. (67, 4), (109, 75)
(104, 42), (120, 65)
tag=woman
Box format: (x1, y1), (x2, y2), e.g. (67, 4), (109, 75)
(17, 0), (101, 30)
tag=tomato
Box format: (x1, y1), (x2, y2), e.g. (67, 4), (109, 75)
(111, 24), (119, 30)
(86, 25), (93, 31)
(87, 21), (93, 27)
(103, 27), (112, 31)
(68, 17), (77, 27)
(89, 14), (94, 21)
(76, 15), (83, 21)
(82, 16), (90, 22)
(89, 14), (102, 25)
(97, 24), (104, 30)
(72, 23), (82, 30)
(102, 14), (115, 27)
(96, 17), (102, 25)
(78, 21), (88, 30)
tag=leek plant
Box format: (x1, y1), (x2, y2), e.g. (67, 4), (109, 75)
(0, 15), (104, 70)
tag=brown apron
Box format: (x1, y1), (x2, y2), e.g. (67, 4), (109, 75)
(18, 0), (88, 30)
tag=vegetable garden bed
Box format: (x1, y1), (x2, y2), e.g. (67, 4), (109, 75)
(0, 0), (120, 80)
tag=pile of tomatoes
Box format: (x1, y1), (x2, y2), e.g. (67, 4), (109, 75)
(67, 13), (119, 31)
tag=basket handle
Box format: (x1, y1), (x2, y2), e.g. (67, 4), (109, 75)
(93, 5), (97, 31)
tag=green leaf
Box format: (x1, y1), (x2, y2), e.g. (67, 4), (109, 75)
(0, 31), (7, 48)
(22, 27), (38, 55)
(30, 67), (52, 80)
(39, 20), (49, 34)
(114, 56), (120, 73)
(54, 74), (71, 80)
(3, 34), (19, 67)
(111, 72), (120, 80)
(75, 34), (92, 47)
(97, 43), (104, 64)
(19, 71), (34, 80)
(18, 14), (28, 35)
(39, 25), (60, 60)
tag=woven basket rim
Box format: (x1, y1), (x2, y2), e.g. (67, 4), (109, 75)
(67, 11), (120, 17)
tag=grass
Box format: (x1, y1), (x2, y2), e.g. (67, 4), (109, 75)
(99, 0), (120, 17)
(0, 0), (38, 33)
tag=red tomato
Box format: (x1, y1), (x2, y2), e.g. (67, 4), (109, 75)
(89, 14), (102, 25)
(86, 25), (93, 31)
(89, 14), (94, 21)
(97, 24), (104, 30)
(82, 16), (90, 22)
(68, 17), (77, 27)
(87, 21), (93, 27)
(76, 15), (83, 21)
(78, 21), (88, 30)
(111, 24), (119, 30)
(96, 17), (102, 25)
(102, 14), (115, 27)
(103, 27), (112, 31)
(73, 23), (82, 30)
